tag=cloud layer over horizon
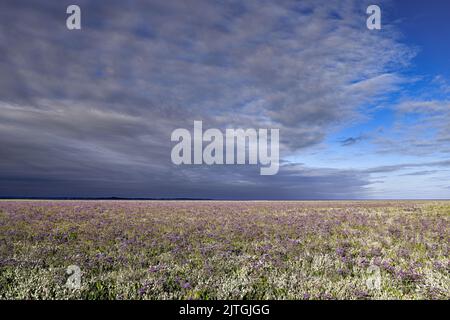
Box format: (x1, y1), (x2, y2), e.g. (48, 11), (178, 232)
(1, 0), (449, 199)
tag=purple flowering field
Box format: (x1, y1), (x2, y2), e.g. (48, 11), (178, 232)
(0, 200), (448, 299)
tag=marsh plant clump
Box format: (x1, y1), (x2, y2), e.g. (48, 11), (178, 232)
(0, 200), (448, 299)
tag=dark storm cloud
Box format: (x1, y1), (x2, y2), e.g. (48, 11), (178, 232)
(0, 162), (372, 200)
(0, 0), (413, 198)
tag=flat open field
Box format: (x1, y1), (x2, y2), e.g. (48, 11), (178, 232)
(0, 200), (448, 299)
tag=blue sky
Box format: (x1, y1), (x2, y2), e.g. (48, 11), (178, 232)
(390, 0), (450, 78)
(0, 0), (449, 199)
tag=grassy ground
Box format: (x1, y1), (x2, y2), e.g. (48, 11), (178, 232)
(0, 200), (448, 299)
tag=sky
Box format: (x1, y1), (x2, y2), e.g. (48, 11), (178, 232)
(0, 0), (449, 199)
